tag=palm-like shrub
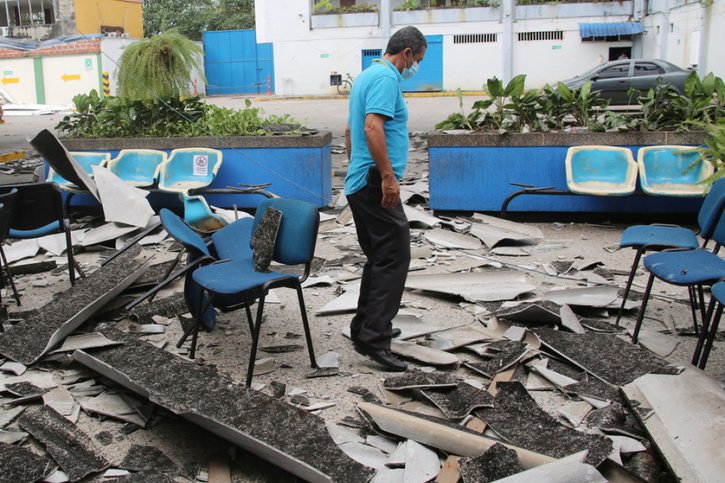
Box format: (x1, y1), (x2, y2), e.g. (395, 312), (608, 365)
(116, 29), (204, 101)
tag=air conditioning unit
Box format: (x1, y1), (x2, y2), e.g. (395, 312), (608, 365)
(0, 27), (10, 38)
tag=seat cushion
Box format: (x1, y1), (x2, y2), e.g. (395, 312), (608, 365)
(192, 259), (296, 295)
(620, 225), (699, 250)
(211, 217), (254, 261)
(644, 249), (725, 286)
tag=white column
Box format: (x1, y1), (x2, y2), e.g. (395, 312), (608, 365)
(380, 0), (391, 51)
(502, 0), (514, 83)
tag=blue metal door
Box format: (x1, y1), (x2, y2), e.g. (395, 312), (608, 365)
(400, 34), (442, 92)
(203, 30), (275, 96)
(361, 49), (381, 71)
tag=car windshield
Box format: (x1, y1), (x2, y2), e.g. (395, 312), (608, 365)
(574, 63), (609, 79)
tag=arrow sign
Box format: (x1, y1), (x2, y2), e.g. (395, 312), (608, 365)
(61, 73), (81, 81)
(1, 77), (19, 85)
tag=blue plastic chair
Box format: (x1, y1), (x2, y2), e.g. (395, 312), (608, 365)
(615, 178), (725, 325)
(632, 209), (725, 345)
(692, 281), (725, 369)
(191, 198), (320, 386)
(565, 146), (638, 196)
(0, 183), (81, 287)
(158, 148), (223, 194)
(0, 189), (20, 305)
(638, 145), (713, 196)
(182, 194), (228, 233)
(47, 151), (110, 189)
(107, 149), (167, 188)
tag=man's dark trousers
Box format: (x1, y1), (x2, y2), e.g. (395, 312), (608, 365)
(347, 184), (411, 351)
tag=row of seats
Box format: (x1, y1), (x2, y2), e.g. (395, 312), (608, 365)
(48, 148), (227, 231)
(566, 145), (712, 197)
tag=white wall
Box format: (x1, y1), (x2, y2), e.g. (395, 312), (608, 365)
(42, 54), (101, 105)
(0, 58), (37, 103)
(443, 35), (504, 91)
(703, 0), (725, 76)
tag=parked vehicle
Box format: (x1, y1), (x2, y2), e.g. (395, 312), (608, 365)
(561, 59), (692, 104)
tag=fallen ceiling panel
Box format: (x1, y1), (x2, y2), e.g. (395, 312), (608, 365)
(423, 228), (481, 250)
(403, 205), (442, 228)
(72, 332), (374, 483)
(93, 166), (155, 228)
(316, 284), (360, 315)
(622, 367), (725, 483)
(544, 287), (618, 308)
(0, 247), (148, 365)
(469, 214), (544, 249)
(390, 340), (459, 367)
(405, 271), (535, 303)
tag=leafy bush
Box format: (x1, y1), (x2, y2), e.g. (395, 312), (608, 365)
(56, 91), (302, 139)
(436, 71), (725, 134)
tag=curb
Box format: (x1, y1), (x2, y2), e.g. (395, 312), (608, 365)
(251, 91), (488, 102)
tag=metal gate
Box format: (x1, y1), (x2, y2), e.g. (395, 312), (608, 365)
(361, 49), (381, 71)
(400, 34), (443, 92)
(203, 30), (275, 96)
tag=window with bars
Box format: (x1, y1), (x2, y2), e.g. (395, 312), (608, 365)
(453, 33), (497, 44)
(517, 31), (563, 42)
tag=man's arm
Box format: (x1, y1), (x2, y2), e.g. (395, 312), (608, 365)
(364, 113), (400, 209)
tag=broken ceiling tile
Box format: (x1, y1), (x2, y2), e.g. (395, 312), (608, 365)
(495, 301), (561, 325)
(316, 351), (340, 369)
(525, 369), (555, 391)
(608, 435), (647, 457)
(371, 467), (406, 483)
(384, 440), (407, 468)
(2, 370), (57, 390)
(378, 383), (413, 407)
(338, 441), (388, 470)
(403, 439), (440, 483)
(18, 405), (110, 481)
(38, 232), (78, 256)
(423, 228), (481, 250)
(253, 357), (276, 376)
(0, 441), (53, 482)
(301, 275), (335, 288)
(464, 340), (528, 378)
(326, 421), (364, 445)
(366, 435), (399, 455)
(468, 214), (544, 249)
(420, 381), (494, 419)
(628, 328), (680, 358)
(0, 360), (26, 376)
(356, 402), (554, 469)
(391, 340), (459, 367)
(5, 239), (40, 264)
(528, 359), (579, 388)
(403, 205), (442, 228)
(428, 322), (497, 351)
(336, 205), (354, 226)
(392, 313), (447, 341)
(138, 229), (169, 246)
(475, 382), (612, 466)
(559, 305), (585, 334)
(492, 451), (606, 483)
(579, 319), (622, 333)
(535, 328), (668, 387)
(259, 344), (303, 354)
(78, 392), (147, 427)
(383, 371), (458, 391)
(42, 385), (77, 420)
(491, 246), (531, 257)
(81, 222), (139, 247)
(621, 367), (725, 483)
(399, 399), (449, 419)
(73, 331), (374, 482)
(0, 247), (148, 365)
(503, 326), (526, 342)
(459, 442), (523, 483)
(0, 405), (25, 428)
(316, 283), (360, 315)
(405, 271), (535, 303)
(0, 429), (27, 444)
(544, 286), (618, 308)
(119, 444), (178, 473)
(92, 166), (154, 228)
(557, 400), (593, 428)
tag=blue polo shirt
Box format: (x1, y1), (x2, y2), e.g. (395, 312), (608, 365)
(345, 59), (409, 196)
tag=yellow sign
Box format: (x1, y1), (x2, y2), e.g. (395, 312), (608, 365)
(61, 73), (81, 81)
(1, 77), (19, 85)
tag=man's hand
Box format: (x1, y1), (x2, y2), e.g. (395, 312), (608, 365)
(381, 174), (400, 209)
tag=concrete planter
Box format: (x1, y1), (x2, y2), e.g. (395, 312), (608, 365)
(393, 6), (499, 24)
(427, 130), (707, 213)
(61, 132), (333, 209)
(311, 11), (379, 29)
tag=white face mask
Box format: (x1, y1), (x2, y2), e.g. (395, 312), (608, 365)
(402, 60), (419, 80)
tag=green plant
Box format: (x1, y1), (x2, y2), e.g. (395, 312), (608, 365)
(554, 81), (609, 131)
(339, 3), (378, 13)
(56, 93), (302, 139)
(695, 120), (725, 184)
(116, 29), (204, 101)
(434, 88), (483, 130)
(395, 0), (420, 11)
(313, 0), (334, 13)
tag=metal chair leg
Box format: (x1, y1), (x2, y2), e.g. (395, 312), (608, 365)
(699, 303), (723, 369)
(687, 286), (700, 335)
(246, 293), (266, 387)
(296, 284), (317, 369)
(243, 292), (254, 334)
(189, 290), (213, 359)
(693, 296), (717, 366)
(632, 273), (656, 343)
(616, 249), (644, 327)
(0, 244), (20, 305)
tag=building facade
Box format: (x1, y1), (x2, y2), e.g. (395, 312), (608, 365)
(256, 0), (723, 96)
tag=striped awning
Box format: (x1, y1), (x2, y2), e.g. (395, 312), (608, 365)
(579, 22), (644, 39)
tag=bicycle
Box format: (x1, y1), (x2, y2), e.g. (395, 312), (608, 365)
(337, 73), (354, 95)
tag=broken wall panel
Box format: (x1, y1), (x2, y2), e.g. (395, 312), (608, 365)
(0, 441), (53, 482)
(72, 331), (374, 483)
(18, 405), (110, 481)
(405, 271), (536, 303)
(0, 247), (148, 364)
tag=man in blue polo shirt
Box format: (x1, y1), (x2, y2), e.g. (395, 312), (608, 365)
(345, 26), (427, 371)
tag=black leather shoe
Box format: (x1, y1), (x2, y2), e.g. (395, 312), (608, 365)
(353, 341), (407, 372)
(391, 328), (402, 338)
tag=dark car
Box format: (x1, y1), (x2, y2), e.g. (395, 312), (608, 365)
(561, 59), (691, 104)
